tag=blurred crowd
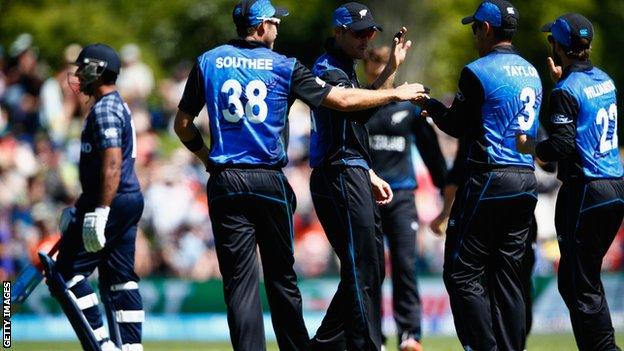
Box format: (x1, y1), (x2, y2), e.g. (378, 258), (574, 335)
(1, 33), (622, 282)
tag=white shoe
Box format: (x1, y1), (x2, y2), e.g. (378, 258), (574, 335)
(101, 340), (121, 351)
(400, 337), (423, 351)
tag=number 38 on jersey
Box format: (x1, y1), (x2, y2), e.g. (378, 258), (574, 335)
(220, 79), (268, 124)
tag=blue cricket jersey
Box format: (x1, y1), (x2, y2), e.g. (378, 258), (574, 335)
(178, 40), (331, 170)
(465, 49), (543, 167)
(538, 64), (624, 178)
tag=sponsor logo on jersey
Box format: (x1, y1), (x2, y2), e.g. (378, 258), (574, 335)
(551, 113), (573, 124)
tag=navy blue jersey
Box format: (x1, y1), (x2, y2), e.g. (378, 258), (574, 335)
(554, 67), (622, 178)
(367, 101), (447, 190)
(79, 91), (140, 203)
(425, 46), (543, 171)
(309, 39), (374, 170)
(178, 40), (331, 170)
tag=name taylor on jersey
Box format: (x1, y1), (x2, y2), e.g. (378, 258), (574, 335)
(502, 65), (539, 78)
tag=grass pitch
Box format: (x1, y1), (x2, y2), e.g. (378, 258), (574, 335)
(9, 333), (624, 350)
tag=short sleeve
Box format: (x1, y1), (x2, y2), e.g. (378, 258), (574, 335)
(290, 60), (332, 108)
(93, 98), (125, 149)
(178, 62), (206, 116)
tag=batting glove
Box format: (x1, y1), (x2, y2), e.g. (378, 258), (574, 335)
(59, 207), (75, 235)
(82, 206), (110, 252)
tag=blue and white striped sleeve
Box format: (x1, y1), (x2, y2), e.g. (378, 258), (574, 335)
(93, 97), (125, 149)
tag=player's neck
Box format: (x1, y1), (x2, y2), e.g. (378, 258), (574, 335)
(559, 56), (579, 72)
(94, 85), (116, 99)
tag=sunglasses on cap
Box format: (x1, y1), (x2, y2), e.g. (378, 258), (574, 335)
(258, 17), (281, 27)
(348, 28), (377, 39)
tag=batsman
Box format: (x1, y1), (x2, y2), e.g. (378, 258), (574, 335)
(40, 44), (144, 351)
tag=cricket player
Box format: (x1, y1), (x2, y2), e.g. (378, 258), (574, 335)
(364, 46), (448, 351)
(416, 1), (542, 349)
(517, 13), (624, 351)
(42, 44), (144, 351)
(173, 1), (426, 350)
(308, 3), (415, 350)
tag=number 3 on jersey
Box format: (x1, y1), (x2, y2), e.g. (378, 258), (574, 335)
(596, 103), (618, 153)
(518, 87), (537, 131)
(221, 79), (268, 123)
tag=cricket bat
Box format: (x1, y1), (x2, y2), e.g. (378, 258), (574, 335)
(10, 240), (60, 305)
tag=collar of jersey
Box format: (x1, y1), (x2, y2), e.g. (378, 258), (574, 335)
(485, 44), (518, 56)
(323, 37), (356, 72)
(228, 38), (270, 50)
(561, 60), (593, 80)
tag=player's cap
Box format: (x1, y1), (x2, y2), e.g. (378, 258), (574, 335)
(462, 0), (518, 30)
(333, 2), (383, 32)
(233, 0), (289, 28)
(541, 13), (593, 49)
(75, 43), (121, 74)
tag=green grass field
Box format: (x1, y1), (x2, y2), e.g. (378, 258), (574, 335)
(9, 334), (624, 351)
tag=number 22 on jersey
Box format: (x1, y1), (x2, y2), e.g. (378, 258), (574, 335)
(221, 79), (268, 124)
(596, 103), (618, 154)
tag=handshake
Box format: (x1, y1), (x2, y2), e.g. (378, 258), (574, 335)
(392, 82), (431, 106)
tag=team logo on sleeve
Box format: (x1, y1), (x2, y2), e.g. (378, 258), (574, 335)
(104, 128), (119, 139)
(551, 114), (573, 124)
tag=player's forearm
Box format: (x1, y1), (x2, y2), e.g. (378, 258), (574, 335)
(174, 109), (210, 167)
(100, 149), (121, 207)
(324, 87), (400, 112)
(369, 65), (396, 90)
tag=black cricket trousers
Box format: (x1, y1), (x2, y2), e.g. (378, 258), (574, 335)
(208, 168), (309, 351)
(309, 165), (384, 351)
(378, 189), (422, 343)
(555, 178), (624, 351)
(444, 169), (537, 351)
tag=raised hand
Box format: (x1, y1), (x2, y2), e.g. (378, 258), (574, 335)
(388, 27), (412, 70)
(547, 57), (563, 83)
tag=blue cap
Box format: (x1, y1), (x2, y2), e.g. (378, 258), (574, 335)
(542, 13), (593, 49)
(233, 0), (289, 28)
(75, 43), (121, 74)
(461, 0), (518, 29)
(333, 2), (382, 32)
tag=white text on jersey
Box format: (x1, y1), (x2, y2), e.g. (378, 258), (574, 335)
(502, 65), (538, 78)
(215, 57), (273, 70)
(583, 80), (615, 100)
(370, 135), (406, 152)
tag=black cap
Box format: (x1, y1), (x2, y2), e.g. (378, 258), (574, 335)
(75, 43), (121, 74)
(462, 0), (518, 30)
(233, 0), (289, 28)
(333, 2), (383, 32)
(541, 13), (593, 50)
